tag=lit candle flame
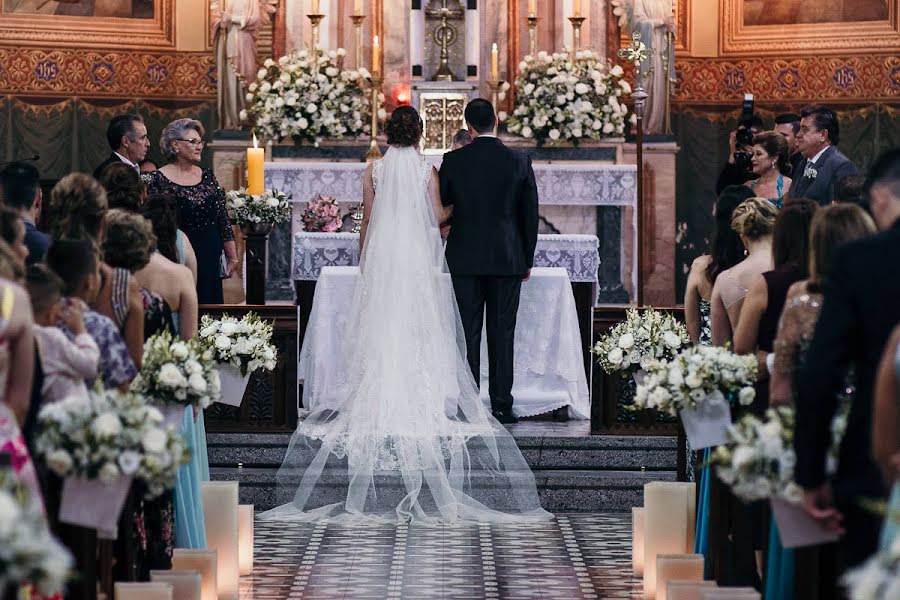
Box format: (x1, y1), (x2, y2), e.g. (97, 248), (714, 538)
(252, 132), (258, 148)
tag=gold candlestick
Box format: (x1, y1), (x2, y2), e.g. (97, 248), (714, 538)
(308, 13), (324, 49)
(568, 16), (586, 51)
(487, 80), (503, 113)
(527, 16), (540, 57)
(349, 14), (366, 70)
(365, 76), (383, 161)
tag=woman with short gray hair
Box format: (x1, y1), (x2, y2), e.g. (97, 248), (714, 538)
(146, 118), (237, 304)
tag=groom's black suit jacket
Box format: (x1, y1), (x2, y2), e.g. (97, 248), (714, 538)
(439, 136), (539, 276)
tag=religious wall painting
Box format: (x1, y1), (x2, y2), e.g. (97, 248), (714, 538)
(0, 0), (173, 48)
(722, 0), (900, 55)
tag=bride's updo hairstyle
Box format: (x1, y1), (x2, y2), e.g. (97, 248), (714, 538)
(385, 105), (423, 147)
(730, 196), (777, 241)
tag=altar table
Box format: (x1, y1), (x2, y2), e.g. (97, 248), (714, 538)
(299, 266), (590, 419)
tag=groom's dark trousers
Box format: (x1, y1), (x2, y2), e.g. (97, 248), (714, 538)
(438, 135), (539, 413)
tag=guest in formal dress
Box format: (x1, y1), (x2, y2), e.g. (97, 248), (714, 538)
(873, 324), (900, 555)
(45, 239), (136, 391)
(44, 173), (144, 368)
(93, 114), (150, 178)
(140, 158), (159, 173)
(25, 265), (98, 404)
(0, 161), (48, 265)
(833, 174), (868, 212)
(98, 161), (146, 211)
(796, 148), (900, 573)
(0, 206), (31, 266)
(451, 129), (472, 150)
(774, 113), (803, 177)
(142, 193), (197, 284)
(744, 131), (793, 209)
(0, 269), (34, 425)
(710, 197), (778, 346)
(787, 106), (858, 205)
(146, 119), (237, 304)
(715, 114), (764, 195)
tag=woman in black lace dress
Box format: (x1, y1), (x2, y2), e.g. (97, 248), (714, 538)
(147, 119), (237, 304)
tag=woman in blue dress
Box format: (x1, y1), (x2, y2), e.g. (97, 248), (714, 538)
(745, 131), (793, 209)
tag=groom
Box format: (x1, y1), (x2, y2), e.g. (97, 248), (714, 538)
(439, 99), (539, 424)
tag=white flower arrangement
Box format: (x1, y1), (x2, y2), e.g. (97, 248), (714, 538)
(225, 188), (292, 226)
(242, 49), (371, 145)
(0, 473), (72, 595)
(506, 49), (632, 146)
(198, 312), (278, 376)
(843, 535), (900, 600)
(36, 389), (187, 499)
(592, 307), (690, 375)
(632, 345), (758, 416)
(131, 331), (221, 410)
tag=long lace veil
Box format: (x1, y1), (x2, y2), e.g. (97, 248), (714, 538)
(262, 145), (551, 524)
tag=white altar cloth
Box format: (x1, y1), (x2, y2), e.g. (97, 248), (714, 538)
(299, 266), (590, 420)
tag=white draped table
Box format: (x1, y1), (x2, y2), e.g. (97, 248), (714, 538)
(299, 266), (591, 420)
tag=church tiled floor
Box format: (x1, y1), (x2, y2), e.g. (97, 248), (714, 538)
(240, 513), (642, 599)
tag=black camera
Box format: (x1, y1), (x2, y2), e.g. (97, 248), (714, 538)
(734, 94), (755, 172)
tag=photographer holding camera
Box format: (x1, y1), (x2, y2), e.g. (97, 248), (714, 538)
(716, 95), (766, 195)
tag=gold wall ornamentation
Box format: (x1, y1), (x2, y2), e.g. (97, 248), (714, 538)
(0, 47), (215, 99)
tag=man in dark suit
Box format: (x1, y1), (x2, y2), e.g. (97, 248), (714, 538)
(795, 148), (900, 571)
(0, 161), (49, 265)
(93, 114), (150, 179)
(439, 99), (539, 424)
(787, 105), (858, 205)
(773, 112), (804, 177)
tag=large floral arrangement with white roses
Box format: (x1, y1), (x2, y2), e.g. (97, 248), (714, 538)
(0, 472), (72, 595)
(199, 312), (278, 376)
(632, 345), (758, 416)
(36, 389), (187, 499)
(843, 535), (900, 600)
(131, 331), (221, 410)
(506, 50), (633, 146)
(225, 188), (292, 226)
(592, 308), (690, 375)
(242, 48), (374, 145)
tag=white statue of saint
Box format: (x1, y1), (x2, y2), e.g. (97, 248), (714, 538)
(612, 0), (676, 135)
(211, 0), (277, 130)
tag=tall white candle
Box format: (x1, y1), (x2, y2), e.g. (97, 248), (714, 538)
(700, 589), (760, 600)
(239, 505), (254, 576)
(150, 570), (202, 600)
(644, 482), (690, 599)
(655, 554), (704, 600)
(675, 482), (696, 553)
(201, 482), (240, 600)
(632, 507), (645, 576)
(171, 549), (217, 600)
(667, 580), (717, 600)
(114, 582), (173, 600)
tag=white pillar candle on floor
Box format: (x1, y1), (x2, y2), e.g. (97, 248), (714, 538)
(150, 570), (202, 600)
(700, 589), (760, 600)
(171, 549), (217, 600)
(667, 580), (716, 600)
(239, 504), (254, 575)
(674, 482), (696, 552)
(114, 582), (173, 600)
(632, 507), (645, 576)
(201, 481), (240, 600)
(655, 554), (704, 600)
(643, 482), (691, 599)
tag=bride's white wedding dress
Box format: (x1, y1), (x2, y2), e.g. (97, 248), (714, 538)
(261, 145), (551, 524)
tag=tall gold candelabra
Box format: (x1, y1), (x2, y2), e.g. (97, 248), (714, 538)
(308, 13), (324, 49)
(487, 80), (503, 113)
(568, 16), (586, 51)
(527, 16), (539, 56)
(365, 76), (383, 161)
(350, 14), (366, 70)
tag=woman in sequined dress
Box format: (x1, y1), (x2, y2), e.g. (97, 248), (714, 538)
(147, 119), (237, 304)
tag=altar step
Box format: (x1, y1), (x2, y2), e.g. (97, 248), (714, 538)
(207, 424), (677, 513)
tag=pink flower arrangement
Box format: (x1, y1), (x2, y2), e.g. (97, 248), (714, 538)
(301, 195), (343, 232)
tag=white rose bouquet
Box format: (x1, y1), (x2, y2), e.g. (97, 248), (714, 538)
(36, 389), (187, 499)
(592, 307), (690, 376)
(242, 49), (371, 145)
(132, 331), (221, 410)
(198, 312), (278, 377)
(633, 345), (758, 416)
(226, 188), (291, 226)
(506, 50), (633, 146)
(843, 535), (900, 600)
(0, 472), (72, 595)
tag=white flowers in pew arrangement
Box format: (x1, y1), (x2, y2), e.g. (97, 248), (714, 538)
(632, 345), (758, 449)
(843, 536), (900, 600)
(35, 389), (187, 531)
(505, 49), (634, 146)
(591, 307), (690, 376)
(241, 48), (372, 146)
(132, 331), (221, 411)
(225, 188), (292, 227)
(198, 312), (278, 407)
(0, 472), (72, 596)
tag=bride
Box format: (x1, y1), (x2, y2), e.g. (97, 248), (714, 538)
(262, 106), (551, 524)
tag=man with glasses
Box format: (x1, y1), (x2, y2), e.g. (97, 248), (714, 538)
(93, 114), (151, 178)
(787, 105), (858, 205)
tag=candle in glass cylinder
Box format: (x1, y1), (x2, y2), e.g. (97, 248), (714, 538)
(239, 505), (254, 575)
(490, 43), (498, 80)
(201, 482), (240, 600)
(150, 570), (202, 600)
(667, 580), (717, 600)
(372, 35), (381, 75)
(246, 133), (264, 196)
(655, 554), (704, 600)
(171, 549), (217, 600)
(632, 507), (644, 576)
(644, 482), (690, 599)
(114, 582), (173, 600)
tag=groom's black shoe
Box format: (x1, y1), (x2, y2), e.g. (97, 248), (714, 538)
(492, 409), (519, 424)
